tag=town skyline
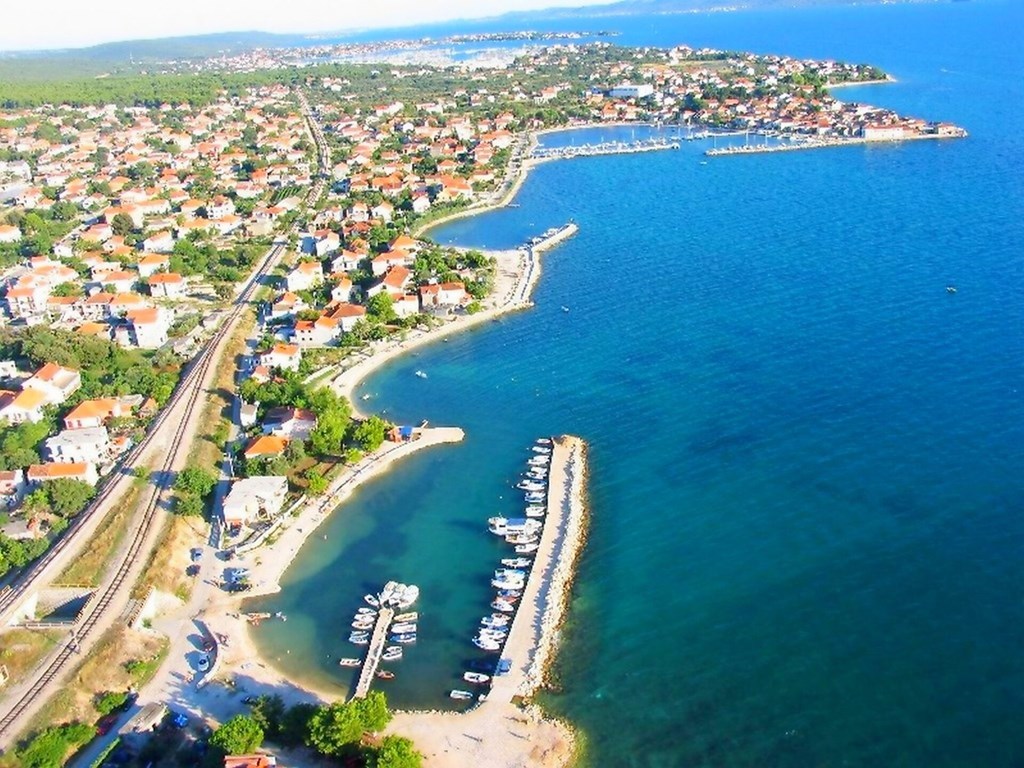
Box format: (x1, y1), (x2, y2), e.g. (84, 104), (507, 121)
(0, 0), (609, 53)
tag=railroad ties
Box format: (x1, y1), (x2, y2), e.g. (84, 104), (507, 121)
(352, 607), (394, 700)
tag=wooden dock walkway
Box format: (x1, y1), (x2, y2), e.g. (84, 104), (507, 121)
(352, 607), (394, 699)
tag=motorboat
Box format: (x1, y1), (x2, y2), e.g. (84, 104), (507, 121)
(517, 480), (546, 491)
(473, 636), (502, 651)
(536, 438), (552, 445)
(390, 633), (417, 644)
(525, 507), (545, 518)
(531, 445), (551, 454)
(394, 612), (418, 623)
(528, 456), (550, 466)
(338, 658), (362, 667)
(464, 671), (491, 684)
(481, 615), (509, 629)
(356, 607), (377, 616)
(352, 619), (375, 630)
(376, 670), (395, 680)
(494, 568), (526, 580)
(397, 584), (420, 608)
(450, 689), (474, 700)
(391, 622), (417, 634)
(525, 505), (546, 515)
(380, 581), (401, 606)
(524, 492), (545, 504)
(415, 370), (428, 379)
(350, 635), (370, 645)
(505, 532), (539, 545)
(478, 628), (508, 641)
(515, 542), (540, 554)
(495, 589), (521, 599)
(501, 557), (532, 568)
(492, 599), (516, 612)
(382, 646), (403, 661)
(492, 575), (525, 590)
(364, 594), (380, 607)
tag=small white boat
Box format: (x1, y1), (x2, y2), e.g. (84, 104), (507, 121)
(536, 438), (552, 445)
(382, 646), (403, 661)
(364, 594), (380, 607)
(492, 576), (525, 590)
(391, 622), (418, 634)
(517, 480), (545, 491)
(415, 370), (427, 379)
(531, 445), (551, 454)
(526, 507), (545, 518)
(492, 599), (516, 612)
(350, 635), (370, 645)
(356, 607), (377, 616)
(473, 636), (502, 651)
(501, 557), (532, 568)
(394, 612), (418, 623)
(481, 615), (509, 629)
(494, 568), (526, 579)
(395, 584), (419, 609)
(352, 619), (375, 630)
(339, 658), (362, 667)
(528, 454), (550, 465)
(450, 689), (474, 700)
(478, 629), (508, 641)
(524, 492), (545, 504)
(515, 542), (540, 554)
(464, 671), (491, 684)
(525, 505), (546, 515)
(505, 532), (538, 545)
(391, 633), (417, 644)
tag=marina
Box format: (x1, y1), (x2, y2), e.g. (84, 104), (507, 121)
(531, 136), (679, 161)
(350, 581), (421, 699)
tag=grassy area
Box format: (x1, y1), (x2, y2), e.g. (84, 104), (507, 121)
(188, 307), (254, 470)
(56, 469), (151, 587)
(18, 627), (168, 745)
(0, 628), (63, 689)
(131, 515), (205, 602)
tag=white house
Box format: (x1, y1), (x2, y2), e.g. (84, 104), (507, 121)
(23, 363), (81, 405)
(44, 426), (111, 465)
(262, 406), (317, 440)
(125, 307), (171, 349)
(222, 475), (288, 529)
(285, 261), (324, 293)
(147, 272), (186, 298)
(143, 231), (174, 253)
(420, 281), (468, 308)
(259, 343), (302, 372)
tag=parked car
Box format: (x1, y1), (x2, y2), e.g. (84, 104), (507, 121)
(197, 655), (210, 672)
(96, 713), (119, 736)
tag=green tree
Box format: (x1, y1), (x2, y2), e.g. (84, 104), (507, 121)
(305, 469), (328, 496)
(278, 702), (318, 747)
(174, 467), (217, 498)
(370, 735), (423, 768)
(110, 213), (135, 237)
(350, 415), (390, 453)
(367, 292), (397, 323)
(352, 691), (391, 733)
(248, 694), (286, 740)
(306, 702), (364, 756)
(18, 722), (95, 768)
(210, 714), (264, 756)
(94, 690), (128, 716)
(174, 494), (204, 517)
(46, 479), (95, 518)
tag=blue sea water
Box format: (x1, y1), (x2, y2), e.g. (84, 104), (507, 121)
(251, 2), (1024, 765)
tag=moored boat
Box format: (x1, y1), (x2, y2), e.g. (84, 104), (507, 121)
(397, 584), (420, 608)
(481, 614), (509, 629)
(501, 557), (532, 568)
(391, 622), (417, 634)
(352, 619), (375, 630)
(515, 542), (540, 553)
(376, 670), (395, 680)
(382, 646), (403, 661)
(338, 658), (362, 667)
(391, 633), (417, 644)
(473, 636), (502, 651)
(491, 598), (515, 612)
(464, 671), (491, 684)
(364, 594), (380, 607)
(356, 607), (377, 616)
(450, 689), (474, 700)
(394, 611), (418, 623)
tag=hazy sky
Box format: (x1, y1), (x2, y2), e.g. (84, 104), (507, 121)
(1, 0), (610, 52)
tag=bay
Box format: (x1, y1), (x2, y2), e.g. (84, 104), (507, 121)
(251, 2), (1024, 764)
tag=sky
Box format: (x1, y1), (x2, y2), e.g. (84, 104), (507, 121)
(0, 0), (611, 52)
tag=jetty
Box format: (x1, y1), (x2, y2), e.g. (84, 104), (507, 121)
(352, 606), (394, 699)
(531, 137), (678, 161)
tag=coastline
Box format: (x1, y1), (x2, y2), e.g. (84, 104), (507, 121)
(386, 435), (590, 768)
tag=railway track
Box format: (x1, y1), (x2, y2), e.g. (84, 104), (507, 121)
(0, 86), (332, 741)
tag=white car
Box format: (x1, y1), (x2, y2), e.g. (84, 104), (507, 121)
(197, 655), (210, 672)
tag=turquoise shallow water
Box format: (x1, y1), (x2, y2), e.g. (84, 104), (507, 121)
(251, 3), (1024, 765)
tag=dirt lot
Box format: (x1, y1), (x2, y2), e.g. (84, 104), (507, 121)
(0, 628), (62, 690)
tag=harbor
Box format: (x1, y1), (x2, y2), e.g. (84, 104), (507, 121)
(531, 136), (679, 161)
(386, 434), (589, 767)
(705, 129), (968, 156)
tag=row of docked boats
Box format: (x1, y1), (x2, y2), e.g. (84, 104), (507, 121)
(340, 583), (422, 683)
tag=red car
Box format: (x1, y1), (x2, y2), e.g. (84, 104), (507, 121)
(97, 714), (119, 736)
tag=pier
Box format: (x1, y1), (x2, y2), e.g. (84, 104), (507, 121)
(532, 137), (678, 161)
(352, 606), (394, 699)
